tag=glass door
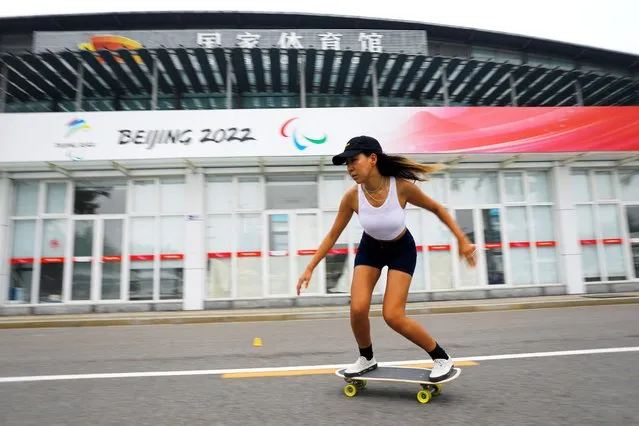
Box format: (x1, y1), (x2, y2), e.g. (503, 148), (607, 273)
(294, 212), (321, 294)
(71, 219), (96, 301)
(626, 205), (639, 279)
(454, 209), (482, 288)
(71, 217), (125, 302)
(101, 218), (125, 300)
(266, 212), (291, 296)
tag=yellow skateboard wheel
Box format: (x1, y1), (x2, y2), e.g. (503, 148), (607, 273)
(417, 390), (432, 404)
(344, 384), (357, 397)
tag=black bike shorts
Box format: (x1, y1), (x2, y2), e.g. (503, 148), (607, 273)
(354, 228), (417, 276)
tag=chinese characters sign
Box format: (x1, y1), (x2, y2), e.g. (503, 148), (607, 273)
(33, 29), (428, 55)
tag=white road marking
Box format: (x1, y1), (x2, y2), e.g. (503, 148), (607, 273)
(1, 346), (638, 384)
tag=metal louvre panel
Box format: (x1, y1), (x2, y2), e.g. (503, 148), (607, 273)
(2, 47), (638, 110)
(411, 56), (443, 99)
(59, 51), (108, 97)
(249, 48), (266, 93)
(3, 55), (61, 99)
(303, 48), (316, 93)
(467, 62), (513, 104)
(79, 50), (123, 95)
(379, 54), (407, 97)
(118, 49), (153, 93)
(21, 55), (75, 98)
(155, 48), (187, 93)
(175, 48), (204, 93)
(136, 49), (172, 94)
(318, 49), (335, 93)
(394, 55), (425, 98)
(98, 50), (142, 95)
(349, 52), (372, 95)
(454, 61), (495, 103)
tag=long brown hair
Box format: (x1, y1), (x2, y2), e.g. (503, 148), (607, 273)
(373, 153), (445, 181)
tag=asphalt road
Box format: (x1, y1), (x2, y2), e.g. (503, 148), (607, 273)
(1, 304), (638, 426)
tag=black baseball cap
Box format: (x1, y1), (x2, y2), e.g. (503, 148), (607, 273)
(331, 135), (383, 165)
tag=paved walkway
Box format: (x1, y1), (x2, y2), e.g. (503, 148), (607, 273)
(1, 292), (638, 329)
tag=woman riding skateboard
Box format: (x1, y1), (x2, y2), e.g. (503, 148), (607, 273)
(296, 135), (477, 382)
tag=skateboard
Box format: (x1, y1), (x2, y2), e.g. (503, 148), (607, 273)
(335, 365), (462, 404)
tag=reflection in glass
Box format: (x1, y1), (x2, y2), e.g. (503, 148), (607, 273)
(46, 183), (67, 214)
(269, 214), (290, 295)
(237, 213), (262, 298)
(8, 220), (35, 303)
(102, 219), (123, 300)
(482, 209), (505, 285)
(207, 214), (233, 298)
(129, 217), (155, 301)
(39, 219), (66, 302)
(13, 181), (39, 216)
(72, 220), (93, 301)
(160, 216), (184, 300)
(456, 209), (479, 288)
(296, 213), (320, 294)
(323, 212), (349, 293)
(74, 180), (127, 214)
(506, 207), (533, 285)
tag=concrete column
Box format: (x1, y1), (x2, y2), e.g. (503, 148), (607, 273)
(0, 176), (11, 305)
(183, 172), (206, 310)
(552, 165), (585, 294)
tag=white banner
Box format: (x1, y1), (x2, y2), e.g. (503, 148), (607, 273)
(2, 106), (639, 164)
(0, 107), (410, 164)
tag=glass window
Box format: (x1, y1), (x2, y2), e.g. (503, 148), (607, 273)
(207, 214), (233, 299)
(423, 211), (454, 290)
(599, 204), (625, 280)
(160, 178), (185, 214)
(506, 207), (533, 285)
(533, 206), (554, 241)
(236, 213), (263, 298)
(321, 175), (346, 209)
(504, 172), (524, 202)
(449, 172), (498, 205)
(45, 183), (67, 214)
(527, 171), (551, 203)
(533, 206), (558, 283)
(576, 205), (600, 281)
(571, 171), (591, 202)
(8, 220), (36, 304)
(13, 181), (39, 216)
(266, 175), (318, 209)
(74, 180), (127, 214)
(206, 177), (234, 214)
(160, 216), (184, 299)
(237, 177), (263, 210)
(594, 172), (615, 200)
(131, 180), (157, 214)
(323, 211), (350, 293)
(420, 174), (446, 204)
(295, 213), (320, 294)
(619, 170), (639, 201)
(39, 219), (66, 302)
(129, 217), (155, 301)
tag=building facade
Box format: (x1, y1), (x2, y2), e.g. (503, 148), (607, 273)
(1, 12), (638, 314)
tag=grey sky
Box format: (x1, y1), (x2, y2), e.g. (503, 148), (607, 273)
(1, 0), (637, 55)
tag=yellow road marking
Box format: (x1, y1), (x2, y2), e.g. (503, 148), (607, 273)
(221, 361), (478, 379)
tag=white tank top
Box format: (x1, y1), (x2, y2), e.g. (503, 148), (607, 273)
(357, 176), (406, 241)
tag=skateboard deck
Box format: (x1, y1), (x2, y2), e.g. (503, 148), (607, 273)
(335, 365), (462, 404)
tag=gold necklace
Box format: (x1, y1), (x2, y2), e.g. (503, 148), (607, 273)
(363, 177), (385, 194)
(363, 177), (388, 203)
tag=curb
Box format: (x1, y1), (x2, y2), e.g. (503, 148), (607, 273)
(1, 295), (638, 329)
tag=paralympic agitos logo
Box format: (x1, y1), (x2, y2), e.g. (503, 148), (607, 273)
(280, 117), (328, 151)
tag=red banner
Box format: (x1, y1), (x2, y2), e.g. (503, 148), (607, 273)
(388, 107), (639, 153)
